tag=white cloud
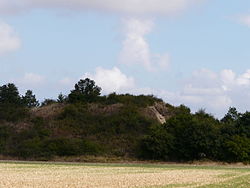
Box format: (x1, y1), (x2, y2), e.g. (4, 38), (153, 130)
(0, 21), (20, 55)
(120, 18), (170, 71)
(237, 14), (250, 27)
(157, 69), (250, 117)
(0, 0), (203, 16)
(236, 69), (250, 86)
(220, 69), (236, 90)
(83, 67), (135, 94)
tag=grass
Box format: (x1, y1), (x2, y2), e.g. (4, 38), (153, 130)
(0, 161), (249, 188)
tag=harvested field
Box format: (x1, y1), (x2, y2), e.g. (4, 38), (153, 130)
(0, 161), (249, 188)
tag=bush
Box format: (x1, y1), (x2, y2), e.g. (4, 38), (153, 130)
(0, 104), (28, 122)
(0, 126), (11, 154)
(224, 136), (250, 162)
(41, 99), (57, 106)
(139, 124), (174, 160)
(45, 138), (102, 156)
(105, 93), (162, 107)
(16, 137), (44, 159)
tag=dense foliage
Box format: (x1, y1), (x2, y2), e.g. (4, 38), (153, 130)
(0, 79), (249, 162)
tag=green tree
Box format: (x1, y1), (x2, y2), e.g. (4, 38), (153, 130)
(41, 99), (56, 106)
(0, 83), (27, 121)
(57, 93), (67, 103)
(68, 78), (101, 103)
(142, 110), (221, 161)
(236, 111), (250, 137)
(140, 124), (174, 160)
(221, 107), (241, 124)
(224, 135), (250, 162)
(22, 90), (39, 108)
(0, 83), (21, 105)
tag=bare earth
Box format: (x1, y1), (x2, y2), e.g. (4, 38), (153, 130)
(0, 162), (249, 188)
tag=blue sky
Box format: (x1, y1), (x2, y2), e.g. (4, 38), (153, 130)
(1, 0), (250, 117)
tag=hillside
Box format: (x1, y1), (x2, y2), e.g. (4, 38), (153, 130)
(0, 91), (177, 160)
(0, 79), (249, 163)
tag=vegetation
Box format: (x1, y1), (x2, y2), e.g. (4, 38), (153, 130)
(0, 78), (249, 163)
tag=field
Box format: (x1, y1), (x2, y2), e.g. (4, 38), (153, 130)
(0, 161), (249, 188)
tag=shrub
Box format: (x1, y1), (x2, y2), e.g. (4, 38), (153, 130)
(139, 124), (174, 160)
(45, 138), (101, 156)
(0, 104), (28, 122)
(0, 126), (10, 154)
(224, 136), (250, 162)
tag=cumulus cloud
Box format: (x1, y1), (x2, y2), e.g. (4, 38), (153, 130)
(83, 67), (135, 94)
(157, 69), (250, 117)
(220, 69), (236, 90)
(236, 69), (250, 86)
(0, 0), (203, 16)
(120, 18), (170, 71)
(0, 21), (20, 55)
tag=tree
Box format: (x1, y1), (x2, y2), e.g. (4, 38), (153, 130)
(68, 78), (101, 103)
(236, 111), (250, 137)
(57, 93), (67, 103)
(221, 107), (241, 123)
(224, 135), (250, 162)
(140, 124), (174, 160)
(0, 83), (21, 105)
(0, 83), (27, 121)
(41, 99), (56, 106)
(22, 90), (39, 108)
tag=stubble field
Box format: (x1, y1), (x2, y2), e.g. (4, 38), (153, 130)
(0, 161), (249, 188)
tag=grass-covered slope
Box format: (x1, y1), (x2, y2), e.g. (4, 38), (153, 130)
(0, 93), (174, 160)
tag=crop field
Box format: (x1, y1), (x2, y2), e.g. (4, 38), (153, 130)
(0, 161), (249, 188)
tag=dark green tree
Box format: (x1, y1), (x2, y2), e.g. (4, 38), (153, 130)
(57, 93), (67, 103)
(140, 124), (174, 160)
(0, 83), (28, 121)
(0, 83), (21, 105)
(41, 99), (56, 106)
(236, 111), (250, 137)
(221, 107), (241, 123)
(22, 90), (39, 108)
(224, 135), (250, 162)
(68, 78), (101, 103)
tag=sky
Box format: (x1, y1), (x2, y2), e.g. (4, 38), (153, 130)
(1, 0), (250, 118)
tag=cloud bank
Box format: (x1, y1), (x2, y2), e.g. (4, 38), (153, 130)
(0, 21), (20, 55)
(0, 0), (202, 16)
